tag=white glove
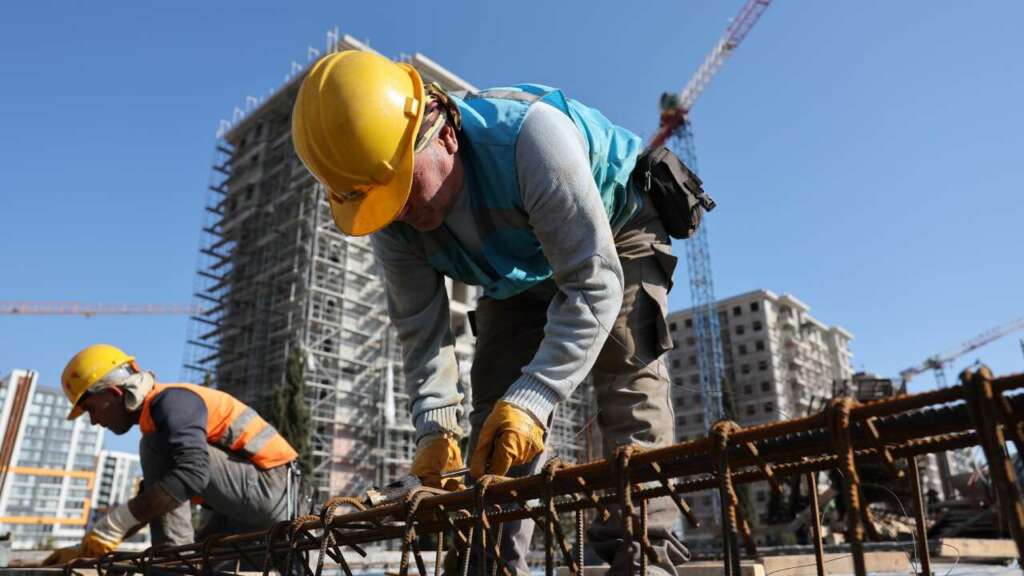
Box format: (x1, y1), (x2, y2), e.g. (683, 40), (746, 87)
(90, 503), (139, 546)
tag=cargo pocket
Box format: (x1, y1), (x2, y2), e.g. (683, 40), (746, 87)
(640, 243), (678, 358)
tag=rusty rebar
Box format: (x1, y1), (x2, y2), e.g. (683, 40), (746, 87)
(55, 372), (1024, 575)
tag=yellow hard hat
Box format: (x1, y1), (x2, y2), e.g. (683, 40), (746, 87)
(61, 344), (135, 420)
(292, 50), (426, 236)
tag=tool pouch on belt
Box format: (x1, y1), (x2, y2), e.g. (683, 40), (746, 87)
(634, 146), (716, 239)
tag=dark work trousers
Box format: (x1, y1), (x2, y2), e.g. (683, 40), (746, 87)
(457, 195), (690, 576)
(140, 436), (293, 571)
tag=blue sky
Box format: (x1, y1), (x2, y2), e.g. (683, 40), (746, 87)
(1, 2), (1021, 452)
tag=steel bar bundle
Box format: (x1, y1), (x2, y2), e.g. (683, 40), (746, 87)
(61, 368), (1024, 576)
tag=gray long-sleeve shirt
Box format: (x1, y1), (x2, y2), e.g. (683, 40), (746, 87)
(372, 102), (627, 439)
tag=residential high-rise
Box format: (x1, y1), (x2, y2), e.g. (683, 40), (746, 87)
(665, 290), (854, 545)
(90, 451), (149, 549)
(183, 33), (595, 501)
(0, 370), (104, 550)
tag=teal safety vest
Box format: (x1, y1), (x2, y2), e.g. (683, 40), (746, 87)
(384, 84), (643, 300)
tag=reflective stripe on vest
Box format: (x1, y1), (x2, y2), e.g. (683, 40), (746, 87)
(382, 84), (643, 300)
(139, 383), (298, 470)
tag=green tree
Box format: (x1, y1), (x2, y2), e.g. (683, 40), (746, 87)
(268, 345), (313, 476)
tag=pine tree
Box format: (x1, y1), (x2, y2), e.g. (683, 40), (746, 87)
(269, 345), (313, 476)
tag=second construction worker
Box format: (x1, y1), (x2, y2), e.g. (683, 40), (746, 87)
(44, 344), (298, 565)
(292, 51), (706, 575)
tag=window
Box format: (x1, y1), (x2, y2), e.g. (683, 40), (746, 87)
(676, 396), (685, 407)
(733, 306), (742, 317)
(758, 360), (769, 371)
(741, 364), (751, 375)
(673, 378), (682, 387)
(750, 302), (760, 312)
(743, 384), (753, 395)
(672, 359), (681, 369)
(672, 339), (679, 349)
(690, 375), (700, 385)
(764, 402), (774, 413)
(688, 356), (697, 367)
(678, 416), (687, 426)
(738, 344), (748, 356)
(756, 340), (765, 352)
(686, 337), (695, 347)
(761, 381), (770, 392)
(685, 318), (693, 328)
(736, 325), (746, 336)
(745, 405), (755, 416)
(670, 322), (677, 332)
(753, 320), (763, 331)
(693, 393), (701, 403)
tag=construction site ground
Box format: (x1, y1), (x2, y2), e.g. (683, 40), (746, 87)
(2, 540), (1019, 576)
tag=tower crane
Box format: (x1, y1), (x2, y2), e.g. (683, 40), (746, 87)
(650, 0), (772, 427)
(897, 316), (1024, 500)
(899, 316), (1024, 389)
(0, 302), (202, 318)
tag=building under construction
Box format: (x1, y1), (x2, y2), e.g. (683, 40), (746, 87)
(182, 34), (595, 501)
(0, 370), (104, 550)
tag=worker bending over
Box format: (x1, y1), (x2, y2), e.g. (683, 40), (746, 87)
(292, 51), (708, 575)
(44, 344), (298, 565)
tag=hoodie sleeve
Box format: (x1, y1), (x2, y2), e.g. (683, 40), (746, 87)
(371, 230), (465, 441)
(502, 102), (624, 425)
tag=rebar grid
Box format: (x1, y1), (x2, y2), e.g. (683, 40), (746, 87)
(62, 369), (1024, 576)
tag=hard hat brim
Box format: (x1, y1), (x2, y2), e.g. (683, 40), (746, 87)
(67, 404), (85, 421)
(328, 131), (416, 236)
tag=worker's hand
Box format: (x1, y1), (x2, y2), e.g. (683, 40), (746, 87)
(41, 546), (83, 566)
(79, 532), (119, 558)
(469, 401), (546, 478)
(79, 503), (138, 557)
(411, 434), (464, 491)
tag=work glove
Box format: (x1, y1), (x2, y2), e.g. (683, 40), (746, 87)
(469, 400), (546, 478)
(85, 502), (139, 556)
(38, 528), (121, 567)
(40, 502), (143, 566)
(410, 434), (464, 491)
(41, 546), (83, 566)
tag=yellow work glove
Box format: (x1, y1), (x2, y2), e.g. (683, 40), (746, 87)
(41, 546), (83, 566)
(469, 400), (546, 478)
(410, 434), (464, 491)
(79, 531), (120, 557)
(39, 532), (117, 566)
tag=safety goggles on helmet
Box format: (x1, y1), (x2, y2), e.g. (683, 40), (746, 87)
(76, 364), (135, 404)
(414, 83), (462, 154)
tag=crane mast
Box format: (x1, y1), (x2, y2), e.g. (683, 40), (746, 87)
(650, 0), (773, 428)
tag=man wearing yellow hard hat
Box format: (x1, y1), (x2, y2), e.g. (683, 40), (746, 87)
(43, 344), (299, 566)
(293, 50), (712, 575)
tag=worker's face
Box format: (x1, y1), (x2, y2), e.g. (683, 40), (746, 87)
(398, 124), (463, 232)
(78, 388), (135, 434)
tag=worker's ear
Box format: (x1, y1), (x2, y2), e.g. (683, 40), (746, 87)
(438, 123), (459, 155)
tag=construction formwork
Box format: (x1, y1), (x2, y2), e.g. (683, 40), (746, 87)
(182, 35), (597, 501)
(57, 368), (1024, 576)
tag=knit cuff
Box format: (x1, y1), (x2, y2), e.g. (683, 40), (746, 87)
(503, 374), (561, 427)
(414, 405), (464, 442)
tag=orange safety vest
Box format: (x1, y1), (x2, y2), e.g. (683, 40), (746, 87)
(139, 383), (298, 470)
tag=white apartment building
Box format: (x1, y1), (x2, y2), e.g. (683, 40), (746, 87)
(91, 451), (149, 549)
(0, 370), (104, 550)
(665, 290), (854, 546)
